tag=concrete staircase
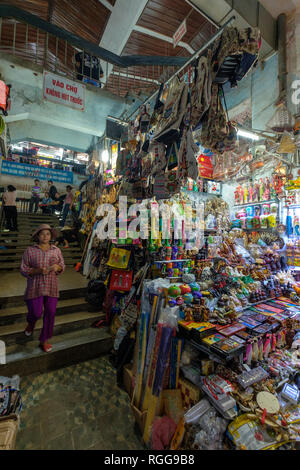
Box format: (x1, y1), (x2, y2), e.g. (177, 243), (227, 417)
(0, 212), (113, 376)
(0, 212), (81, 270)
(0, 287), (113, 377)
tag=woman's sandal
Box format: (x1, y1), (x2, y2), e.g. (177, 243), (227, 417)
(24, 325), (33, 337)
(40, 343), (52, 353)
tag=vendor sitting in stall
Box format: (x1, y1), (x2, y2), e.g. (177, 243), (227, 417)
(54, 226), (78, 249)
(39, 192), (53, 214)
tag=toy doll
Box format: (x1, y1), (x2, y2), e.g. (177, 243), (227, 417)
(243, 185), (249, 204)
(264, 177), (270, 201)
(239, 186), (244, 205)
(294, 215), (300, 236)
(248, 183), (254, 203)
(259, 178), (264, 202)
(254, 182), (260, 202)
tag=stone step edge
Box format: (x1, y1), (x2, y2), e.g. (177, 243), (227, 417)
(4, 327), (112, 364)
(0, 297), (89, 317)
(0, 311), (105, 338)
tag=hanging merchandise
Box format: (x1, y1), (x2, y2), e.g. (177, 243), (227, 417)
(0, 80), (11, 116)
(200, 84), (237, 154)
(190, 55), (212, 130)
(154, 77), (188, 145)
(73, 21), (300, 452)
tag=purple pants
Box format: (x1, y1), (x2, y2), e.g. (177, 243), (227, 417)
(26, 296), (58, 343)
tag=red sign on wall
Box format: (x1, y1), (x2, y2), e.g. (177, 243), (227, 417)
(173, 19), (187, 48)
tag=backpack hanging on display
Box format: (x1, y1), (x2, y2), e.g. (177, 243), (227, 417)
(154, 77), (188, 145)
(139, 104), (151, 133)
(150, 82), (165, 127)
(149, 140), (167, 176)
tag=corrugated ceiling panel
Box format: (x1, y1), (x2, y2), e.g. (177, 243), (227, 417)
(0, 0), (49, 20)
(51, 0), (111, 44)
(122, 30), (190, 58)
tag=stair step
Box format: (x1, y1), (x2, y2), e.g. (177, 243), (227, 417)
(0, 262), (78, 269)
(0, 248), (81, 254)
(0, 311), (105, 345)
(0, 287), (87, 308)
(0, 255), (81, 261)
(0, 327), (112, 376)
(0, 297), (89, 324)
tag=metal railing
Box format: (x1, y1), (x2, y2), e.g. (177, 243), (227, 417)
(0, 4), (188, 98)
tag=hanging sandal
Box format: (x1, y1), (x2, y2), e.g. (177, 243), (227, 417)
(40, 343), (52, 353)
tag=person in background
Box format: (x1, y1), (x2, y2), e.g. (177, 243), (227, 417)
(29, 179), (41, 213)
(48, 180), (57, 201)
(20, 224), (65, 353)
(60, 185), (74, 228)
(75, 51), (104, 87)
(55, 227), (78, 249)
(2, 184), (18, 232)
(39, 192), (53, 214)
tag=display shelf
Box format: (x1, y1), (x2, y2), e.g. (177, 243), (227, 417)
(154, 259), (190, 264)
(234, 199), (277, 207)
(187, 339), (242, 363)
(241, 228), (278, 232)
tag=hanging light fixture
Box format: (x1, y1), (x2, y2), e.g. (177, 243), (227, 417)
(237, 128), (260, 141)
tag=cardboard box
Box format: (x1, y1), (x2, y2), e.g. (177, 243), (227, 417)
(130, 398), (147, 435)
(123, 364), (134, 398)
(0, 414), (19, 450)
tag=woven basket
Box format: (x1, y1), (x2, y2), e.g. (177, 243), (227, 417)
(0, 414), (19, 450)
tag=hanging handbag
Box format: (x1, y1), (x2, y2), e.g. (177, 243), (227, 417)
(106, 247), (131, 270)
(109, 269), (133, 292)
(150, 140), (167, 176)
(154, 78), (188, 145)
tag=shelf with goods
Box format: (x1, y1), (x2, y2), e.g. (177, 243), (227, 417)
(234, 199), (278, 207)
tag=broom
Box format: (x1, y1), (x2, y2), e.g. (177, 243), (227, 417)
(75, 227), (93, 272)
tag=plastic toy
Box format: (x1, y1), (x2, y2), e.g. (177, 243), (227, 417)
(180, 284), (191, 294)
(192, 291), (202, 300)
(176, 296), (185, 306)
(168, 285), (181, 298)
(189, 282), (200, 292)
(183, 293), (193, 304)
(168, 298), (177, 307)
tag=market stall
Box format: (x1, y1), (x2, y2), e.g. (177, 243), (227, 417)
(75, 25), (300, 451)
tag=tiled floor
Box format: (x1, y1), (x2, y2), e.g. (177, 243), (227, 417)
(15, 355), (145, 450)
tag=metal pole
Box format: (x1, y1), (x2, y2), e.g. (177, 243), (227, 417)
(127, 15), (235, 120)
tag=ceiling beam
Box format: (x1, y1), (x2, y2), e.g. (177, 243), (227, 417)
(99, 0), (148, 84)
(132, 25), (195, 54)
(97, 0), (114, 12)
